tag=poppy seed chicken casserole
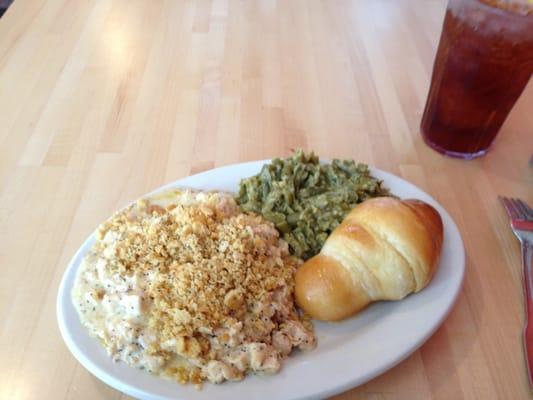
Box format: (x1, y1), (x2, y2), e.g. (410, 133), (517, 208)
(72, 190), (316, 385)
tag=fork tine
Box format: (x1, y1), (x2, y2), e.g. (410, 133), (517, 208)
(514, 198), (533, 220)
(500, 196), (519, 219)
(508, 198), (527, 220)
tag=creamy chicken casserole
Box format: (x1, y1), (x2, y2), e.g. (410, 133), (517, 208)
(72, 190), (315, 384)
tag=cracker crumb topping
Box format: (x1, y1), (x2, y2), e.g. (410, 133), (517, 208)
(74, 190), (316, 384)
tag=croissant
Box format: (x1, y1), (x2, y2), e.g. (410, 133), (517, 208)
(294, 197), (443, 321)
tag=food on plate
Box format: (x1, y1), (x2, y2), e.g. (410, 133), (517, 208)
(72, 189), (316, 385)
(236, 149), (389, 260)
(295, 197), (443, 321)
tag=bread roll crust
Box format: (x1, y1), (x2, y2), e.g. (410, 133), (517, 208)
(295, 197), (443, 321)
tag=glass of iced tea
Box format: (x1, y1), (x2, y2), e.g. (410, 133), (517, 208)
(421, 0), (533, 159)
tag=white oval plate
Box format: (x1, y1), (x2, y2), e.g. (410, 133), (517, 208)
(57, 160), (465, 400)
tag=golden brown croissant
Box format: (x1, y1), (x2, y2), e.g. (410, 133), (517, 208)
(294, 197), (443, 321)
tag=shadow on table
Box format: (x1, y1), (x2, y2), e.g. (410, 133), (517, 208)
(0, 0), (13, 18)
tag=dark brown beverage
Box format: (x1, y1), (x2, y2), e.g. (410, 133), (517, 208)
(421, 0), (533, 159)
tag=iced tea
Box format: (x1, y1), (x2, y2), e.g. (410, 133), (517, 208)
(421, 0), (533, 159)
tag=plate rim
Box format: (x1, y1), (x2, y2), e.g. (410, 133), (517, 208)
(57, 159), (465, 400)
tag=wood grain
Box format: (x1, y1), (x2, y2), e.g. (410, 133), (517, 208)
(0, 0), (532, 399)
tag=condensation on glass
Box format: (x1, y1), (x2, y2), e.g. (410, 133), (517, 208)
(421, 0), (533, 159)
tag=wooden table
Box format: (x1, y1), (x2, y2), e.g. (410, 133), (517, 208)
(1, 0), (532, 399)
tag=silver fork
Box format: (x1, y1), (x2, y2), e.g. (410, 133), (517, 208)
(500, 196), (533, 387)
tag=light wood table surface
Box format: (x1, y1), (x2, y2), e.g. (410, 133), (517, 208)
(1, 0), (532, 399)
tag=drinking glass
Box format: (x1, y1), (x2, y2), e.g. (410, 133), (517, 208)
(421, 0), (533, 160)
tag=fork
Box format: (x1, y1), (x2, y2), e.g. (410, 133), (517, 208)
(500, 196), (533, 388)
